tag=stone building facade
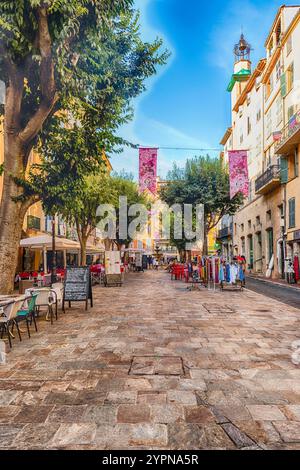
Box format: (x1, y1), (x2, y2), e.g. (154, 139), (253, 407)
(220, 5), (300, 280)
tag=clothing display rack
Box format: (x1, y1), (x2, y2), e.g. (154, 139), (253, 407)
(219, 261), (245, 291)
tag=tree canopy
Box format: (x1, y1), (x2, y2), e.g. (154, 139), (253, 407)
(0, 0), (169, 293)
(160, 156), (243, 254)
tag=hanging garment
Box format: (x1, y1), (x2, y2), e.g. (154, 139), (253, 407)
(229, 264), (239, 284)
(219, 265), (225, 282)
(294, 256), (300, 282)
(215, 259), (219, 283)
(225, 264), (231, 282)
(211, 258), (216, 283)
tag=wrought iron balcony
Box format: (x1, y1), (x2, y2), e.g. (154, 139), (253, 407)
(217, 225), (232, 240)
(255, 165), (281, 195)
(275, 110), (300, 155)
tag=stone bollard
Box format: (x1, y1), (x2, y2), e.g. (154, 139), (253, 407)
(0, 340), (7, 365)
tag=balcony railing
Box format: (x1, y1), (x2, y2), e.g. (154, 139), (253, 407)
(275, 110), (300, 154)
(217, 225), (232, 240)
(255, 165), (281, 195)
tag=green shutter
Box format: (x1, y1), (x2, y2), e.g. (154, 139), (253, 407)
(280, 157), (288, 183)
(289, 198), (296, 228)
(280, 73), (287, 97)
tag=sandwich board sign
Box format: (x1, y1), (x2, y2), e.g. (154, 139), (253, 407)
(63, 266), (93, 311)
(104, 251), (123, 287)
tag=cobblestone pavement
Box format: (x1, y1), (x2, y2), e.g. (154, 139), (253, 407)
(1, 270), (300, 450)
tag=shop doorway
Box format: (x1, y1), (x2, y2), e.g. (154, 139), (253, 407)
(248, 235), (254, 270)
(255, 232), (262, 273)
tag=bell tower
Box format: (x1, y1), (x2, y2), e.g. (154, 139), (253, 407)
(227, 33), (252, 109)
(233, 33), (252, 73)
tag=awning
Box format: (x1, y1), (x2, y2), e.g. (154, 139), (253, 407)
(20, 235), (81, 251)
(20, 235), (105, 254)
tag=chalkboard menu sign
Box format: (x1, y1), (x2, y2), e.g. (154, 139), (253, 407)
(63, 267), (93, 311)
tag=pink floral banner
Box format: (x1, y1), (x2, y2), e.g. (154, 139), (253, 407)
(139, 148), (158, 195)
(228, 150), (249, 199)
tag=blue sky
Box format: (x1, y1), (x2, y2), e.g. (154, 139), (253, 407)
(110, 0), (296, 178)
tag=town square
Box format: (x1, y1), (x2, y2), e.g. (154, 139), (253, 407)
(1, 0), (300, 455)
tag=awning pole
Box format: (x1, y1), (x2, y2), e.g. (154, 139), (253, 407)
(43, 248), (47, 273)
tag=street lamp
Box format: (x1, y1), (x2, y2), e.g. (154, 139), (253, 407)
(51, 214), (57, 284)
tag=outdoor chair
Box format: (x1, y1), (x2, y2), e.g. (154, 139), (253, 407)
(49, 283), (63, 313)
(0, 298), (26, 348)
(35, 290), (57, 325)
(15, 293), (39, 339)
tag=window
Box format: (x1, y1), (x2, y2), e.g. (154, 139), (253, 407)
(295, 152), (299, 178)
(276, 96), (283, 126)
(247, 117), (251, 135)
(241, 237), (245, 255)
(286, 34), (292, 56)
(256, 109), (261, 122)
(276, 20), (281, 45)
(266, 210), (271, 222)
(289, 198), (296, 228)
(266, 110), (272, 138)
(248, 220), (251, 229)
(287, 62), (294, 93)
(267, 229), (274, 263)
(280, 72), (287, 97)
(45, 215), (52, 232)
(288, 105), (294, 121)
(280, 157), (288, 183)
(275, 60), (282, 81)
(266, 76), (273, 99)
(249, 180), (252, 202)
(27, 215), (41, 231)
(256, 135), (261, 157)
(278, 204), (284, 220)
(268, 38), (274, 58)
(241, 223), (244, 232)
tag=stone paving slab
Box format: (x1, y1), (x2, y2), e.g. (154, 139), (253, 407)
(0, 270), (300, 449)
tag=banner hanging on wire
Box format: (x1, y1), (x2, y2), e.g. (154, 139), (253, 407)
(139, 148), (158, 195)
(228, 150), (249, 199)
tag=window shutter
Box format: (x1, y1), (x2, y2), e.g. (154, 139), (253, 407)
(289, 198), (296, 228)
(280, 73), (287, 97)
(280, 157), (288, 183)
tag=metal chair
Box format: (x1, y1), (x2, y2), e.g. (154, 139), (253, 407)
(0, 298), (26, 348)
(15, 293), (39, 338)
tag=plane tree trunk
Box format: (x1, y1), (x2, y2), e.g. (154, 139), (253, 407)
(0, 8), (57, 294)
